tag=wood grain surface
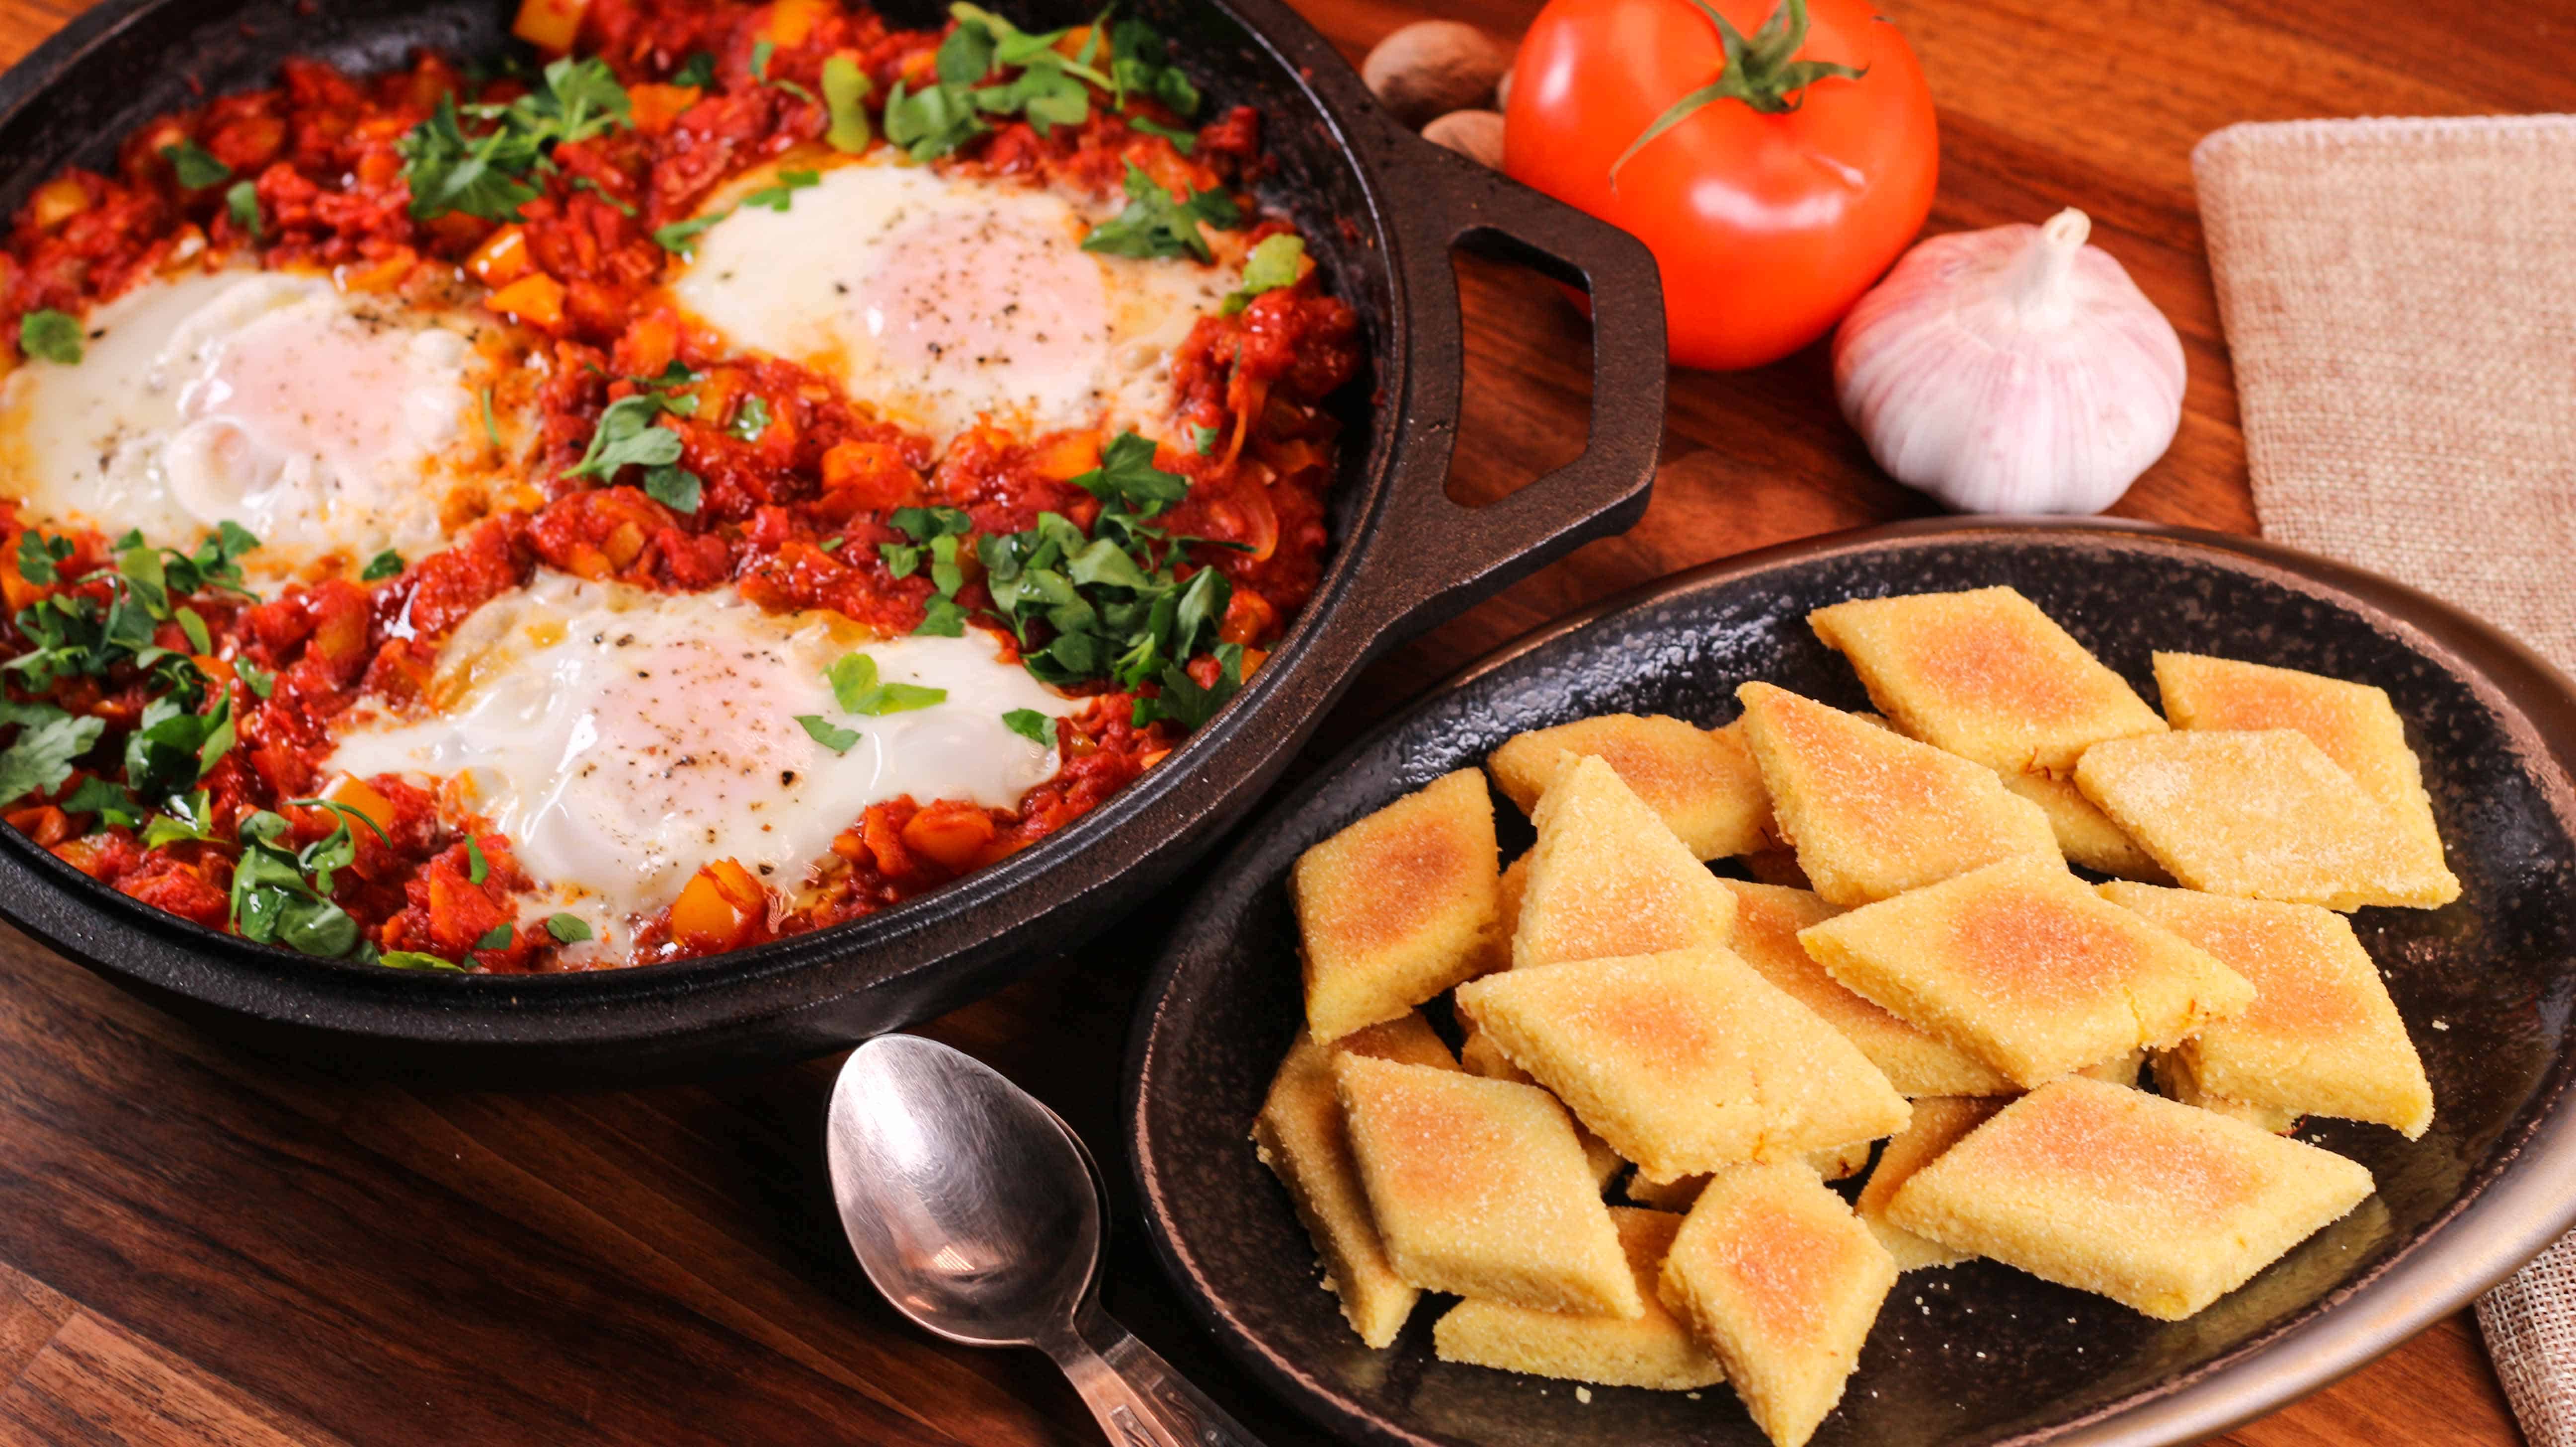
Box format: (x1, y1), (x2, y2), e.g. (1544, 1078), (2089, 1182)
(0, 0), (2562, 1442)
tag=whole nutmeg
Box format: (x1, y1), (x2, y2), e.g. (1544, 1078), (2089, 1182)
(1361, 20), (1515, 130)
(1422, 109), (1504, 170)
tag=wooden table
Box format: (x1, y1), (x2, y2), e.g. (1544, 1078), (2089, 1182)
(0, 0), (2559, 1441)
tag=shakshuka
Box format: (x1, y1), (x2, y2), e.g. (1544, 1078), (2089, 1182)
(0, 0), (1360, 970)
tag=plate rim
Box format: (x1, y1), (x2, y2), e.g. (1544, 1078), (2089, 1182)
(1123, 515), (2576, 1447)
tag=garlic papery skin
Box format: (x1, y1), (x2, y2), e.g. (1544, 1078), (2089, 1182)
(1832, 208), (2186, 515)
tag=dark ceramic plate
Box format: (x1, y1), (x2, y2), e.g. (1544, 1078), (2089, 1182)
(1125, 519), (2576, 1447)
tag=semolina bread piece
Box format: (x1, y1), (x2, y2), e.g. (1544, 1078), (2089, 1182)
(1335, 1054), (1641, 1317)
(1809, 587), (2170, 776)
(2153, 652), (2447, 880)
(2105, 880), (2432, 1137)
(1294, 769), (1502, 1040)
(2075, 729), (2461, 909)
(1854, 1096), (2007, 1271)
(1883, 1077), (2374, 1320)
(1797, 856), (2255, 1089)
(1631, 1140), (1872, 1214)
(2076, 1048), (2147, 1088)
(1659, 1163), (1897, 1447)
(1469, 854), (1532, 977)
(1736, 682), (2062, 906)
(1999, 770), (2170, 881)
(1434, 1208), (1727, 1391)
(1459, 1019), (1626, 1191)
(1455, 947), (1910, 1181)
(1512, 756), (1738, 969)
(1717, 878), (2013, 1097)
(1487, 714), (1770, 860)
(2151, 1049), (2302, 1135)
(1249, 1014), (1460, 1347)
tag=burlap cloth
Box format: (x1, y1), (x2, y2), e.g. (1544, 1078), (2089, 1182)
(2194, 114), (2576, 1445)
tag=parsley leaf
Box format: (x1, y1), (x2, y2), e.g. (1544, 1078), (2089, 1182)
(880, 542), (921, 578)
(225, 179), (262, 239)
(236, 659), (274, 699)
(229, 809), (364, 959)
(727, 395), (771, 442)
(1082, 161), (1238, 261)
(883, 77), (989, 160)
(1135, 643), (1245, 729)
(822, 55), (873, 152)
(19, 310), (82, 364)
(16, 530), (72, 584)
(160, 139), (232, 188)
(480, 386), (503, 450)
(913, 595), (968, 637)
(381, 950), (466, 971)
(360, 549), (403, 581)
(474, 922), (514, 951)
(545, 912), (593, 944)
(1070, 430), (1189, 514)
(399, 58), (632, 223)
(642, 464), (703, 513)
(1001, 708), (1055, 748)
(1192, 423), (1220, 456)
(796, 713), (860, 752)
(122, 693), (233, 800)
(1223, 233), (1306, 314)
(0, 702), (101, 808)
(651, 213), (724, 256)
(1127, 114), (1195, 153)
(1109, 15), (1200, 116)
(569, 175), (637, 216)
(827, 652), (949, 715)
(464, 832), (489, 884)
(672, 51), (717, 87)
(889, 505), (974, 542)
(61, 775), (141, 831)
(739, 168), (819, 212)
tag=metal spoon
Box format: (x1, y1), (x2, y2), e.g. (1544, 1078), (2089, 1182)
(827, 1034), (1261, 1447)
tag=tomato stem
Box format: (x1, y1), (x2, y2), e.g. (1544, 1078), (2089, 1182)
(1609, 0), (1867, 185)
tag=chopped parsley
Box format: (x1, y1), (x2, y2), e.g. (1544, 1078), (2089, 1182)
(229, 809), (364, 959)
(236, 659), (275, 699)
(474, 922), (515, 951)
(1081, 161), (1239, 261)
(160, 139), (232, 188)
(139, 788), (218, 846)
(479, 386), (503, 450)
(18, 310), (82, 364)
(1223, 233), (1305, 314)
(750, 39), (815, 102)
(225, 180), (261, 239)
(827, 652), (949, 715)
(727, 395), (771, 442)
(671, 51), (717, 88)
(1126, 114), (1195, 153)
(1001, 708), (1055, 748)
(569, 175), (637, 216)
(464, 832), (489, 884)
(0, 700), (103, 809)
(1107, 13), (1201, 116)
(398, 57), (632, 223)
(61, 775), (141, 830)
(564, 369), (703, 513)
(380, 950), (466, 971)
(796, 714), (860, 752)
(822, 55), (873, 152)
(650, 213), (724, 257)
(360, 549), (404, 581)
(1192, 423), (1220, 456)
(739, 168), (819, 212)
(882, 4), (1194, 161)
(545, 912), (593, 944)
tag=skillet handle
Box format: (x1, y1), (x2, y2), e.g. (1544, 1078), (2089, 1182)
(1352, 128), (1667, 644)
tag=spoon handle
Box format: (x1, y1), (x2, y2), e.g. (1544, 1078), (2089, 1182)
(1049, 1302), (1263, 1447)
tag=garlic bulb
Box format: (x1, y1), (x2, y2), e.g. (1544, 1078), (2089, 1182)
(1833, 209), (2185, 515)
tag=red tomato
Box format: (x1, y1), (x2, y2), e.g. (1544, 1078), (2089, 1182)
(1503, 0), (1938, 371)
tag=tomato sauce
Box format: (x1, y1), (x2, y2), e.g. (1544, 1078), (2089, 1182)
(0, 0), (1360, 970)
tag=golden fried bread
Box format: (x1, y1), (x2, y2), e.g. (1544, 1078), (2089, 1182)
(2075, 729), (2461, 909)
(1513, 756), (1738, 969)
(1855, 1096), (2006, 1271)
(1796, 856), (2255, 1088)
(1810, 587), (2170, 776)
(1250, 1014), (1460, 1346)
(1455, 947), (1910, 1181)
(1434, 1208), (1728, 1391)
(2076, 1048), (2147, 1088)
(1659, 1163), (1897, 1447)
(2151, 1048), (2301, 1135)
(1716, 878), (2013, 1097)
(1883, 1077), (2374, 1320)
(2103, 882), (2432, 1137)
(2154, 651), (2447, 877)
(1294, 769), (1502, 1040)
(1625, 1138), (1871, 1215)
(1488, 714), (1770, 860)
(1459, 1019), (1626, 1191)
(1470, 854), (1531, 977)
(1736, 682), (2061, 906)
(1335, 1054), (1641, 1317)
(1999, 770), (2169, 881)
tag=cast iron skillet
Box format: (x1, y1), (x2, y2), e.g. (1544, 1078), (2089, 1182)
(0, 0), (1664, 1081)
(1127, 518), (2576, 1447)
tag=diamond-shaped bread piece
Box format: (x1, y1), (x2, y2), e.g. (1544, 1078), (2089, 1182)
(1513, 756), (1738, 968)
(1625, 1135), (1873, 1213)
(1336, 1054), (1641, 1317)
(1455, 947), (1910, 1181)
(1883, 1077), (2374, 1320)
(1658, 1163), (1897, 1447)
(2150, 1049), (2300, 1134)
(1854, 1097), (2006, 1271)
(1488, 714), (1770, 860)
(1797, 856), (2255, 1088)
(2102, 882), (2432, 1137)
(1459, 1019), (1626, 1191)
(1999, 770), (2169, 881)
(2154, 652), (2450, 886)
(1736, 682), (2061, 906)
(2075, 729), (2461, 909)
(1294, 769), (1502, 1039)
(1717, 878), (2012, 1097)
(1434, 1208), (1728, 1390)
(1809, 587), (2170, 776)
(1250, 1014), (1460, 1347)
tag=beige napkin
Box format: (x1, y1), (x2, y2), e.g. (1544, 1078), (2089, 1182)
(2195, 114), (2576, 1445)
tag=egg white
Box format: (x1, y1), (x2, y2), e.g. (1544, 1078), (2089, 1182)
(0, 268), (533, 577)
(668, 158), (1239, 448)
(322, 572), (1075, 952)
